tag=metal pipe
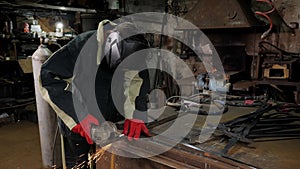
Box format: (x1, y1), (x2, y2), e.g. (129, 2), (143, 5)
(32, 44), (61, 168)
(61, 134), (66, 169)
(17, 1), (97, 13)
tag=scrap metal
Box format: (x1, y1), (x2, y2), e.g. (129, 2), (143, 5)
(216, 103), (300, 154)
(97, 134), (257, 169)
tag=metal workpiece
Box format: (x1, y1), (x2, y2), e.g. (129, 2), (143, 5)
(95, 133), (255, 169)
(177, 0), (260, 29)
(91, 121), (123, 147)
(92, 104), (300, 168)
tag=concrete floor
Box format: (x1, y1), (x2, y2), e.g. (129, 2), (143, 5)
(0, 120), (42, 169)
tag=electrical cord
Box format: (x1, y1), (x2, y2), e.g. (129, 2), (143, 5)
(165, 94), (210, 107)
(166, 94), (227, 115)
(259, 41), (300, 57)
(255, 0), (275, 39)
(166, 93), (269, 109)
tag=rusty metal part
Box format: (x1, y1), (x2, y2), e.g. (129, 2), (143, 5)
(177, 0), (260, 29)
(262, 58), (300, 80)
(263, 63), (289, 79)
(255, 80), (300, 104)
(256, 80), (300, 90)
(218, 104), (275, 154)
(258, 41), (300, 81)
(218, 103), (300, 154)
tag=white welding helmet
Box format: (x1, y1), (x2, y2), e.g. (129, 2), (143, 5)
(104, 31), (122, 69)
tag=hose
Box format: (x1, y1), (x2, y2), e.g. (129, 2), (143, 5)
(259, 41), (300, 57)
(254, 0), (275, 39)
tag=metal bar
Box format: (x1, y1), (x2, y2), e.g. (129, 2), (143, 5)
(259, 118), (300, 122)
(223, 105), (273, 126)
(248, 133), (300, 138)
(177, 143), (259, 169)
(16, 1), (97, 13)
(0, 100), (35, 110)
(109, 138), (253, 169)
(254, 124), (300, 127)
(147, 114), (179, 129)
(255, 80), (300, 88)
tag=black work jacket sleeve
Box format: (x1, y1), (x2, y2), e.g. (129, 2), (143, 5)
(40, 31), (95, 129)
(132, 69), (150, 122)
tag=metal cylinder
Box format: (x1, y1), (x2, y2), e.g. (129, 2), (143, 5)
(32, 44), (61, 168)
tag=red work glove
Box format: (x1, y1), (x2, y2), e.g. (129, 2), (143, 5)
(72, 114), (99, 144)
(122, 119), (150, 141)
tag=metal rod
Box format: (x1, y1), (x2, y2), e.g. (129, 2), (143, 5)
(16, 1), (97, 13)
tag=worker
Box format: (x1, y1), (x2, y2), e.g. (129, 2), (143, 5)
(40, 21), (151, 169)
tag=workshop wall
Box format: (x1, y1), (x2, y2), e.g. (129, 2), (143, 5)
(1, 0), (299, 103)
(274, 0), (300, 53)
(126, 0), (164, 13)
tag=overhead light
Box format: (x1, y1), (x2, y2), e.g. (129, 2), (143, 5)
(55, 22), (64, 37)
(56, 22), (64, 29)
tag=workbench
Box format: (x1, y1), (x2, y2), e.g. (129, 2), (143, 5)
(96, 106), (300, 169)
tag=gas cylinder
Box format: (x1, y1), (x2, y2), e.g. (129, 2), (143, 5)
(32, 43), (61, 168)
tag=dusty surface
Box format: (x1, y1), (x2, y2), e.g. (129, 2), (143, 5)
(0, 121), (42, 169)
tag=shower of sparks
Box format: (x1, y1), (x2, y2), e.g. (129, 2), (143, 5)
(89, 144), (112, 164)
(69, 144), (112, 169)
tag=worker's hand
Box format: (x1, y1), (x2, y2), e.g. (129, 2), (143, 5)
(72, 114), (99, 144)
(122, 119), (150, 141)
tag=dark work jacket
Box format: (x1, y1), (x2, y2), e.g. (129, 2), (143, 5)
(40, 30), (150, 137)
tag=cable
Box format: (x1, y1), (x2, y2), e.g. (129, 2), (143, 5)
(255, 0), (275, 39)
(165, 95), (206, 107)
(259, 41), (300, 57)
